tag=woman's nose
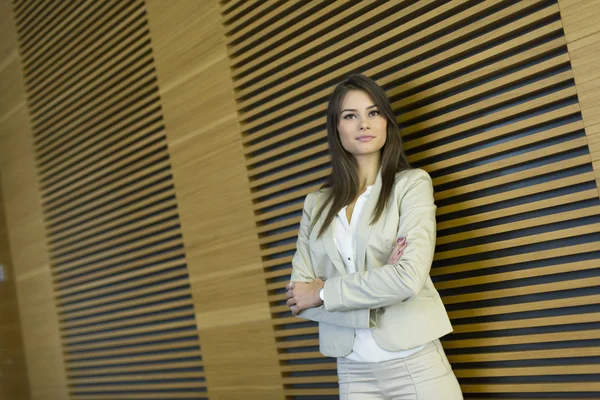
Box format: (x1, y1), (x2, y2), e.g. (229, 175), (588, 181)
(359, 119), (370, 130)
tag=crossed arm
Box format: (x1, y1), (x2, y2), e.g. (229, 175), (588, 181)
(286, 169), (437, 327)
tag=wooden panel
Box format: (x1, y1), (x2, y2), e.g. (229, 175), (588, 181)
(220, 0), (600, 398)
(0, 0), (65, 398)
(6, 1), (207, 399)
(559, 0), (600, 194)
(145, 0), (285, 399)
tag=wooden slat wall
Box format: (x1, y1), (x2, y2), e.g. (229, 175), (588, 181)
(220, 0), (600, 398)
(0, 0), (68, 398)
(144, 0), (285, 398)
(9, 1), (207, 399)
(559, 0), (600, 192)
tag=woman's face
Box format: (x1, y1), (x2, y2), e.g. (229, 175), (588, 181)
(337, 90), (387, 159)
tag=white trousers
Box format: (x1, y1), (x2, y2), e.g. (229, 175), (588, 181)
(336, 339), (463, 400)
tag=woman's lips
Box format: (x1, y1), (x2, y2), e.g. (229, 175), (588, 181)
(356, 136), (375, 142)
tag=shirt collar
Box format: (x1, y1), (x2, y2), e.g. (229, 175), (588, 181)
(337, 184), (375, 216)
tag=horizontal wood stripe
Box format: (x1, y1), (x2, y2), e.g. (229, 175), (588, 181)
(58, 284), (190, 318)
(53, 249), (186, 289)
(437, 171), (594, 216)
(48, 191), (176, 243)
(19, 2), (98, 68)
(71, 394), (206, 400)
(436, 203), (600, 246)
(56, 260), (186, 303)
(233, 0), (417, 89)
(46, 180), (174, 235)
(229, 0), (368, 65)
(64, 340), (200, 362)
(64, 308), (195, 338)
(68, 382), (206, 391)
(62, 319), (197, 346)
(226, 2), (317, 50)
(61, 299), (193, 332)
(69, 371), (207, 384)
(66, 360), (203, 377)
(433, 241), (600, 277)
(251, 169), (329, 203)
(37, 101), (162, 180)
(50, 207), (179, 259)
(65, 328), (198, 353)
(41, 130), (167, 208)
(50, 217), (180, 267)
(67, 350), (203, 369)
(51, 229), (182, 274)
(33, 56), (157, 142)
(26, 2), (147, 105)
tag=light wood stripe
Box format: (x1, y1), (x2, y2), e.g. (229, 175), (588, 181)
(61, 299), (193, 331)
(27, 6), (147, 113)
(71, 394), (206, 400)
(233, 1), (390, 77)
(69, 371), (207, 384)
(66, 360), (204, 377)
(64, 340), (200, 362)
(54, 249), (185, 290)
(67, 350), (203, 369)
(227, 1), (329, 56)
(58, 283), (190, 318)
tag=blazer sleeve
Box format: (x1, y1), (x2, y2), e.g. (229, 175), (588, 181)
(322, 169), (437, 312)
(290, 192), (372, 329)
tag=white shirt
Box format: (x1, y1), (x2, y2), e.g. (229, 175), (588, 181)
(325, 184), (426, 362)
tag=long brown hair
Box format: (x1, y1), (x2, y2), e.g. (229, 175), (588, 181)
(314, 74), (411, 237)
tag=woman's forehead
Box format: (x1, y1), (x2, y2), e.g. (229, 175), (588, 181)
(340, 90), (376, 110)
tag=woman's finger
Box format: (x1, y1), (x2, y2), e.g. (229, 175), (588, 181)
(387, 238), (406, 263)
(286, 297), (297, 307)
(389, 242), (408, 264)
(393, 242), (407, 257)
(291, 304), (303, 315)
(387, 241), (401, 263)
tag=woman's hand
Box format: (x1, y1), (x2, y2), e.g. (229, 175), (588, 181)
(286, 279), (324, 315)
(388, 237), (407, 264)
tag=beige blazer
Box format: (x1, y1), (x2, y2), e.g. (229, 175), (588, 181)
(290, 168), (453, 358)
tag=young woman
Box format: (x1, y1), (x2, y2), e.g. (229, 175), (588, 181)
(286, 74), (463, 399)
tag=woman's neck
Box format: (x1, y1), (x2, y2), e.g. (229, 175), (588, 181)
(354, 154), (381, 191)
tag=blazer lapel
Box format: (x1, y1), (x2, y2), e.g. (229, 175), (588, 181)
(317, 195), (347, 276)
(355, 168), (383, 272)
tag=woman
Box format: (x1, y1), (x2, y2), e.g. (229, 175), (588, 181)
(286, 74), (463, 399)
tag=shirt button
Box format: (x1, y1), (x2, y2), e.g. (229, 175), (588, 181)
(348, 257), (351, 261)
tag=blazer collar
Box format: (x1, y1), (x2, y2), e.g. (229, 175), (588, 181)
(320, 167), (383, 275)
(320, 201), (347, 276)
(355, 167), (383, 272)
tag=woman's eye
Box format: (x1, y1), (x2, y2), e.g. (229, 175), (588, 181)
(370, 110), (380, 117)
(343, 114), (356, 119)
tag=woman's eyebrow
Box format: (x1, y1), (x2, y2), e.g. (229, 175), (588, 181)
(341, 104), (378, 113)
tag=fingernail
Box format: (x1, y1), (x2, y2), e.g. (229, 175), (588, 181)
(397, 237), (404, 242)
